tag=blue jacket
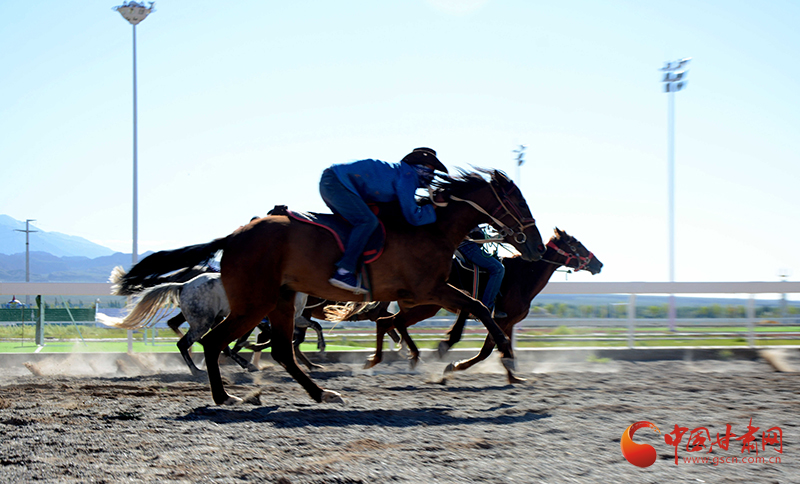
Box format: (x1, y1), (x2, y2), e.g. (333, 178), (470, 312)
(329, 159), (436, 226)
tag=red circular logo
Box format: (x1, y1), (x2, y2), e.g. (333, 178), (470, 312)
(621, 421), (661, 468)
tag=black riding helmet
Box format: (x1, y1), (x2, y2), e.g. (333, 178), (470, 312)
(401, 147), (448, 174)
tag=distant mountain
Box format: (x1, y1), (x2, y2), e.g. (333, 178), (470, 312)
(0, 214), (115, 258)
(0, 251), (147, 282)
(0, 215), (155, 282)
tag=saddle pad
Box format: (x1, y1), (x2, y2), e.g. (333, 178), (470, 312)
(287, 210), (385, 264)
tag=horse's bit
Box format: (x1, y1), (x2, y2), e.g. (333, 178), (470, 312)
(544, 239), (595, 271)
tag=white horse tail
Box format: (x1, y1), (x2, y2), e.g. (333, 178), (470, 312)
(323, 301), (377, 322)
(101, 283), (183, 330)
(323, 302), (353, 322)
(108, 266), (128, 296)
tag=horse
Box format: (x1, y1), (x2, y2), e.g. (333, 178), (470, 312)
(99, 271), (323, 374)
(342, 228), (602, 383)
(113, 169), (546, 405)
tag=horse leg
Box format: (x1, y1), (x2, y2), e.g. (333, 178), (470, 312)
(437, 309), (469, 359)
(223, 343), (256, 372)
(250, 324), (271, 370)
(387, 328), (401, 344)
(200, 311), (268, 405)
(269, 294), (342, 403)
(174, 311), (216, 376)
(228, 328), (260, 372)
(176, 331), (204, 376)
(169, 309), (205, 375)
(433, 286), (515, 369)
(443, 322), (525, 383)
(392, 318), (422, 369)
(364, 314), (396, 369)
(387, 304), (440, 368)
(292, 324), (323, 370)
(308, 319), (326, 353)
(167, 312), (187, 336)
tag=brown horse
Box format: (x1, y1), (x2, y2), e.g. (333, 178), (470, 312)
(350, 228), (601, 383)
(114, 169), (545, 405)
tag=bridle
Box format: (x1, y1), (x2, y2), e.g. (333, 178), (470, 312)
(432, 179), (537, 244)
(544, 239), (595, 271)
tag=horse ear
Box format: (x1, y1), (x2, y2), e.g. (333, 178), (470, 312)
(555, 227), (567, 238)
(493, 170), (510, 185)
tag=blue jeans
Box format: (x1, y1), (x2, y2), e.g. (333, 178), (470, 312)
(459, 241), (505, 310)
(319, 168), (379, 273)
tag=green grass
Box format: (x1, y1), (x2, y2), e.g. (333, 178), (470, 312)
(1, 322), (798, 354)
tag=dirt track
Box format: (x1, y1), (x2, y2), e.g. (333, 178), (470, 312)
(0, 351), (798, 483)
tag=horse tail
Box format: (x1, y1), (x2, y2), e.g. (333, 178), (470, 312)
(109, 265), (212, 296)
(99, 283), (183, 330)
(109, 266), (128, 296)
(323, 301), (380, 322)
(113, 237), (228, 296)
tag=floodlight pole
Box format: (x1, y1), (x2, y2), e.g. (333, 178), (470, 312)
(115, 2), (154, 266)
(660, 57), (691, 331)
(513, 145), (526, 185)
(132, 23), (139, 266)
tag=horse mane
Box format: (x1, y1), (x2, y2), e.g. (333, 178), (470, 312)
(430, 168), (495, 199)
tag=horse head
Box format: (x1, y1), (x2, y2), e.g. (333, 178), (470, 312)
(546, 228), (603, 274)
(487, 170), (546, 261)
(435, 169), (546, 262)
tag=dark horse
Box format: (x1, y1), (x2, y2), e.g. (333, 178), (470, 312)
(342, 228), (602, 383)
(113, 169), (545, 405)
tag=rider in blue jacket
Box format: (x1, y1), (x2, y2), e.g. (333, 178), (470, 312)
(320, 147), (448, 293)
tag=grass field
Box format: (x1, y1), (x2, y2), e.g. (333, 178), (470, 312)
(1, 323), (798, 354)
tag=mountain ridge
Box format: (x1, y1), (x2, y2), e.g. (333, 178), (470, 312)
(0, 214), (147, 282)
(0, 214), (116, 258)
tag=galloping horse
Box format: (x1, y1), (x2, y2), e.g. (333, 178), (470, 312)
(346, 228), (601, 383)
(113, 169), (546, 405)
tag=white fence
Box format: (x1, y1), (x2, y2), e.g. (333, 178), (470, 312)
(2, 281), (800, 350)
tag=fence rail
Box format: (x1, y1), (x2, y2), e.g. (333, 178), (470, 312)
(2, 281), (800, 351)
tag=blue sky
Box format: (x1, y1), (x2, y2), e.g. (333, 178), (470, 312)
(2, 0), (799, 283)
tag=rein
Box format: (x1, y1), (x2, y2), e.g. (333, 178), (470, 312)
(448, 181), (536, 244)
(544, 239), (595, 271)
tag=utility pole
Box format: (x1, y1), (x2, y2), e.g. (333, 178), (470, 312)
(14, 219), (37, 307)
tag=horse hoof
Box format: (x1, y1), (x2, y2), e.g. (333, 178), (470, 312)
(363, 356), (380, 369)
(507, 374), (527, 384)
(246, 364), (260, 373)
(221, 395), (243, 406)
(443, 362), (455, 374)
(436, 341), (451, 359)
(501, 357), (516, 372)
(309, 364), (325, 371)
(408, 356), (421, 370)
(321, 390), (344, 404)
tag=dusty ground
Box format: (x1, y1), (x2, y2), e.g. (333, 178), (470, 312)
(0, 351), (798, 483)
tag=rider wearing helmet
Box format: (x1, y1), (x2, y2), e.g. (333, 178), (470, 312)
(319, 147), (448, 294)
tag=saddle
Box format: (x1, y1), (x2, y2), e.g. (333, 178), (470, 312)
(268, 204), (386, 264)
(452, 253), (483, 300)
